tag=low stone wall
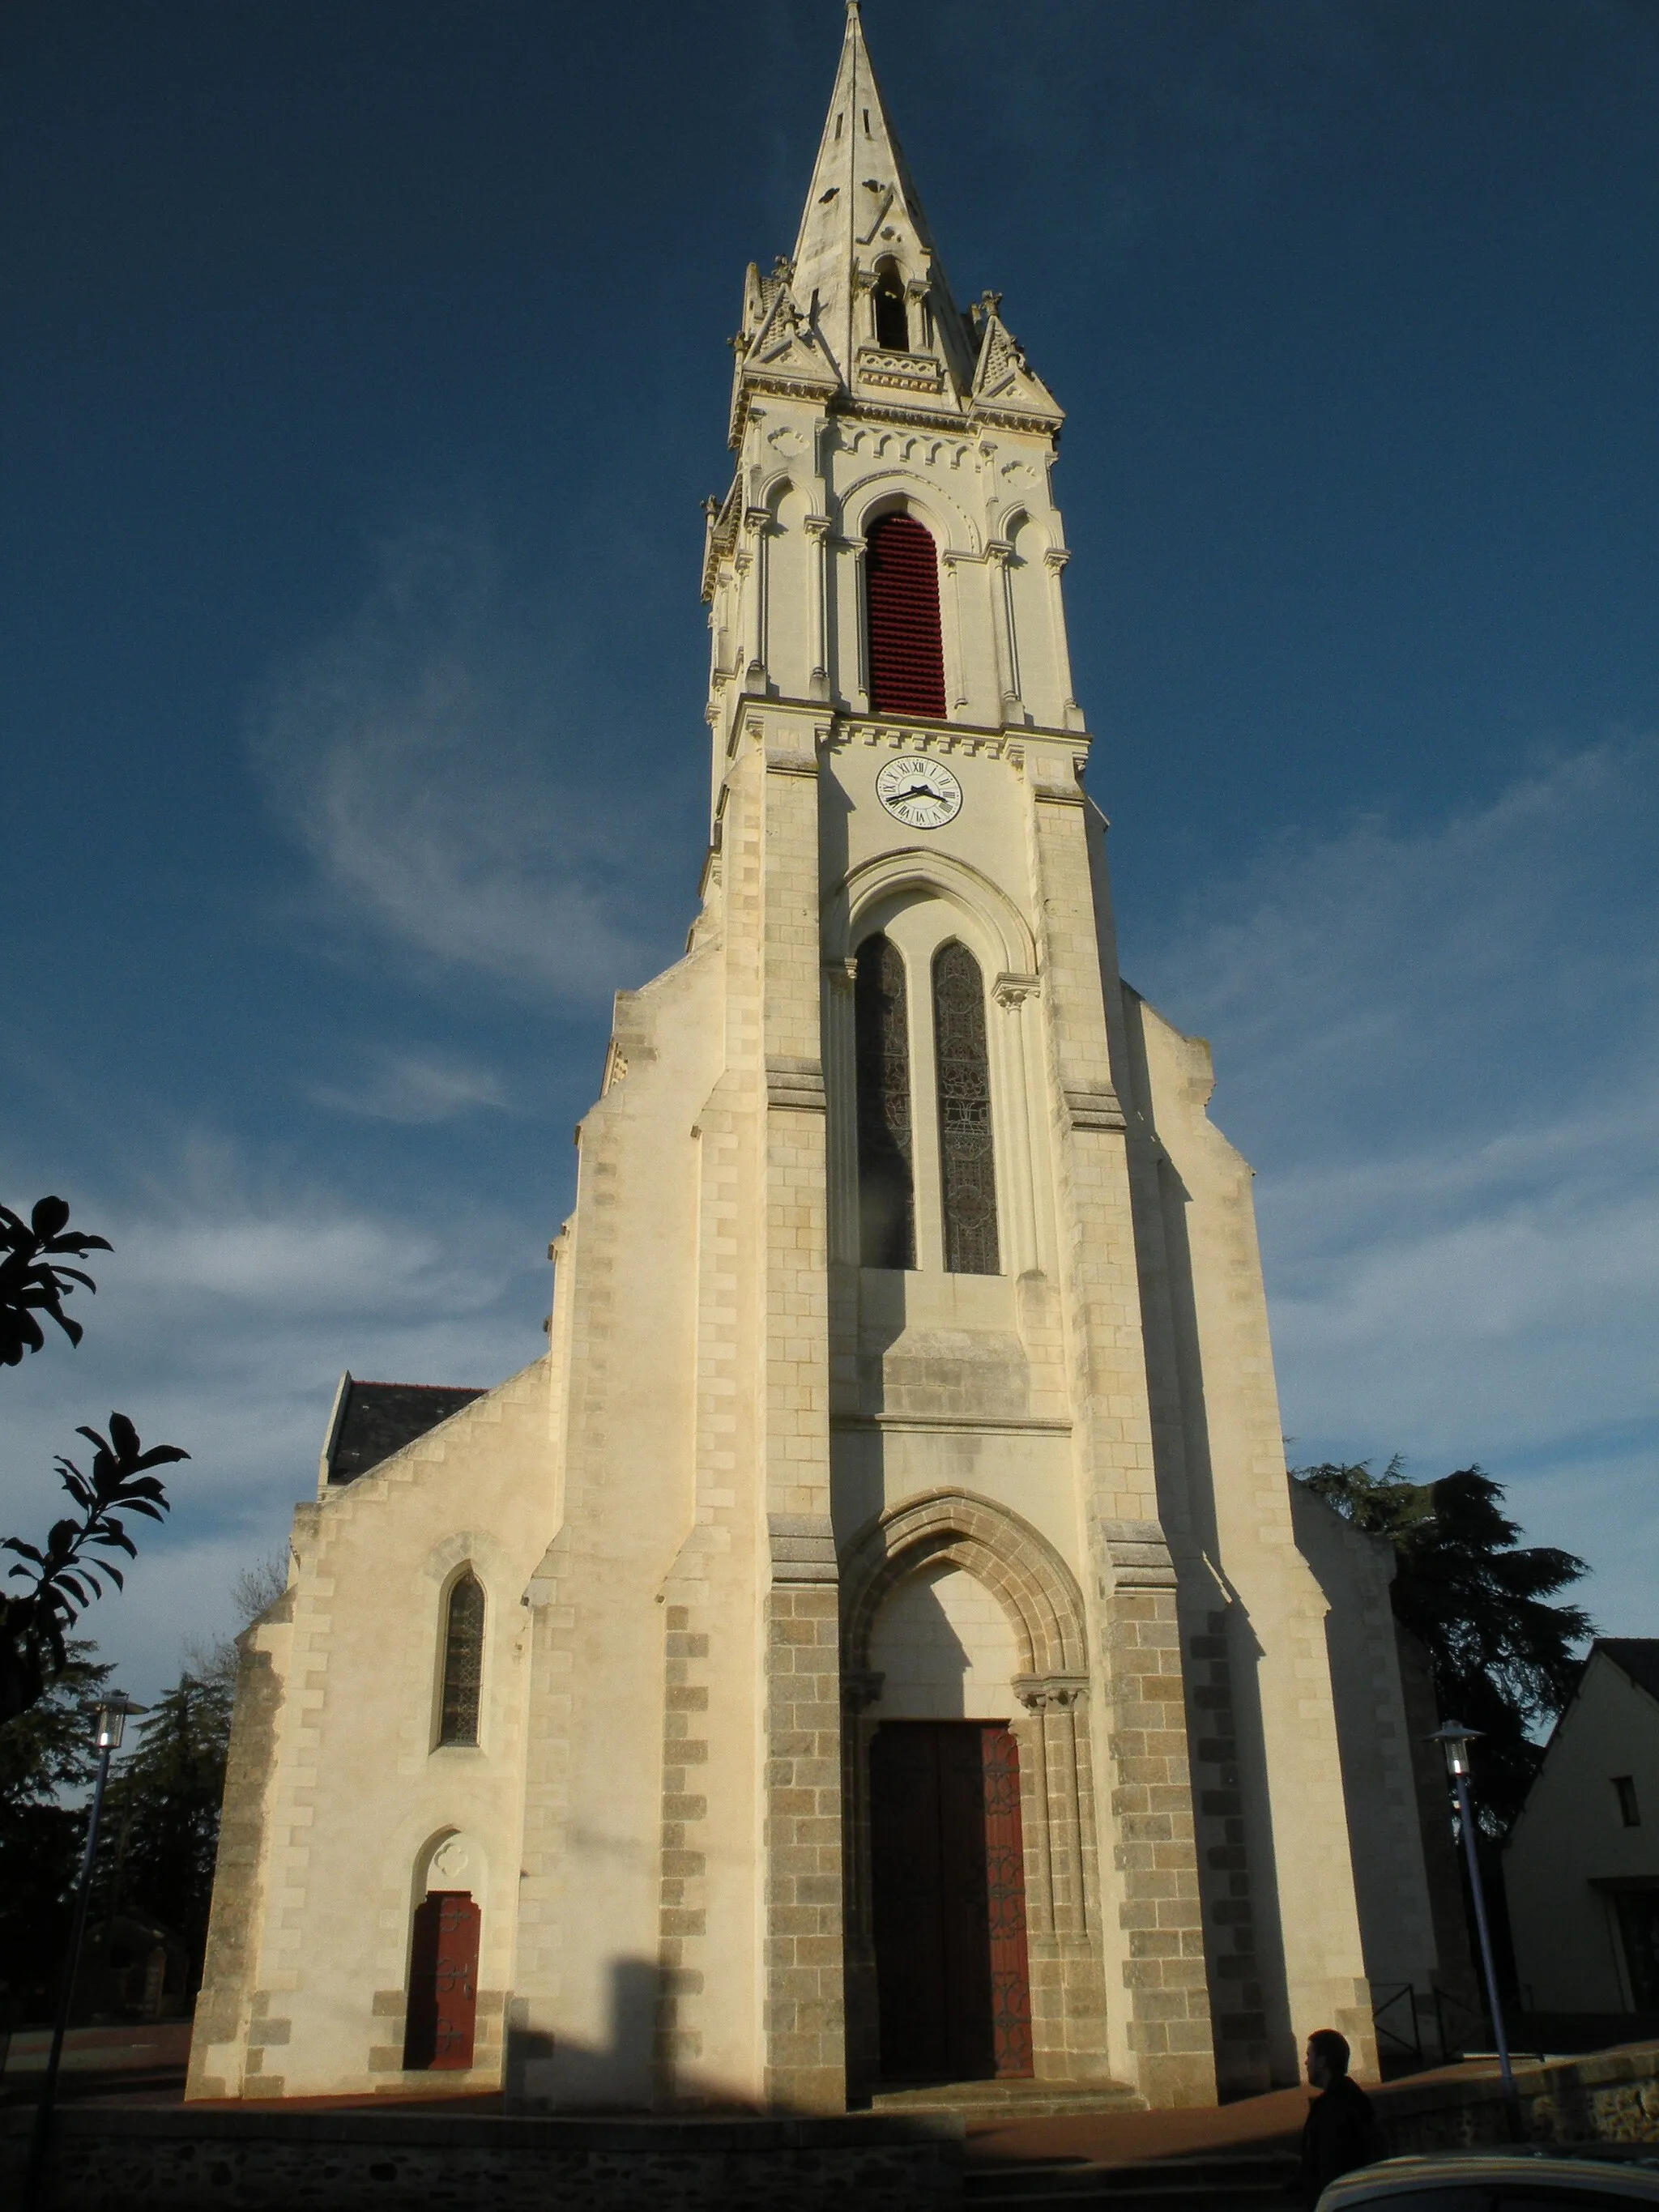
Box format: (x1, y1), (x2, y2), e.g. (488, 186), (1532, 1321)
(0, 2104), (964, 2211)
(1380, 2040), (1659, 2152)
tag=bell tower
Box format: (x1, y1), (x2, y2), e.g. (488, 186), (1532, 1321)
(688, 0), (1381, 2108)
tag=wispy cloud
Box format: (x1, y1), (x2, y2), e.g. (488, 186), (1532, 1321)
(1136, 737), (1659, 1629)
(309, 1047), (513, 1124)
(1, 1131), (547, 1699)
(248, 523), (692, 1005)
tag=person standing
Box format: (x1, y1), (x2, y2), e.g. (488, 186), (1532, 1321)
(1300, 2029), (1388, 2200)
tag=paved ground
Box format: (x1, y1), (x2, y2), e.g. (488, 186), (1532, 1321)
(0, 2027), (1553, 2157)
(0, 2023), (191, 2107)
(960, 2056), (1550, 2168)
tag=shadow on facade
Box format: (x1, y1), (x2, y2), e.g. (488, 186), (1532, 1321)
(505, 1958), (669, 2113)
(504, 1957), (820, 2116)
(1115, 989), (1298, 2096)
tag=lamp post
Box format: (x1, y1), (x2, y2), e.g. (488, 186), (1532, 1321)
(1428, 1720), (1523, 2142)
(25, 1694), (146, 2205)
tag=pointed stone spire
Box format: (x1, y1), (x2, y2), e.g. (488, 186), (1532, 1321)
(785, 2), (975, 402)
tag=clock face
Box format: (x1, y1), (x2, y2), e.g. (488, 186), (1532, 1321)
(876, 756), (963, 830)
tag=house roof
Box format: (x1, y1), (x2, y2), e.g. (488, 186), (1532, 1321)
(325, 1377), (485, 1485)
(1595, 1639), (1659, 1705)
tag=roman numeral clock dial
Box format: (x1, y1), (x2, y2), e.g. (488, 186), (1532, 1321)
(876, 755), (963, 830)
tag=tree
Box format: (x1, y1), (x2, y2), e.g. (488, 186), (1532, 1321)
(0, 1541), (281, 2021)
(0, 1195), (109, 1365)
(0, 1644), (114, 2025)
(2, 1414), (188, 1724)
(94, 1667), (237, 1979)
(1, 1194), (189, 1723)
(82, 1547), (284, 1993)
(1296, 1456), (1593, 1831)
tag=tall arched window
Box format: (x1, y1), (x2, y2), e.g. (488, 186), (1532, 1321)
(438, 1572), (484, 1746)
(872, 261), (909, 352)
(855, 934), (915, 1269)
(933, 942), (999, 1275)
(866, 514), (945, 718)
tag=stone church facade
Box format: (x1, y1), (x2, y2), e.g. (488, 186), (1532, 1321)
(189, 6), (1444, 2115)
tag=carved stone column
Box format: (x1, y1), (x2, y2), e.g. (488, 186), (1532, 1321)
(821, 957), (859, 1266)
(804, 514), (831, 700)
(991, 970), (1043, 1277)
(1013, 1673), (1104, 2078)
(1043, 545), (1085, 729)
(740, 505), (771, 693)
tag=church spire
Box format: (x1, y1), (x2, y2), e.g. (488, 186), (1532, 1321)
(783, 1), (975, 402)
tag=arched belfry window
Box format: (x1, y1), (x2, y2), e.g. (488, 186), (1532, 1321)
(855, 934), (915, 1269)
(865, 514), (945, 719)
(438, 1572), (484, 1746)
(933, 942), (1000, 1275)
(872, 261), (909, 352)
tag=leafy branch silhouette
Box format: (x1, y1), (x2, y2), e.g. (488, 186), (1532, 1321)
(0, 1195), (112, 1364)
(1, 1196), (191, 1724)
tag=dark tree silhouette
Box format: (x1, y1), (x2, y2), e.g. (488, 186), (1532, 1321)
(2, 1416), (189, 1724)
(92, 1666), (237, 1981)
(2, 1193), (190, 1724)
(0, 1195), (110, 1364)
(0, 1644), (113, 2022)
(1297, 1457), (1593, 1831)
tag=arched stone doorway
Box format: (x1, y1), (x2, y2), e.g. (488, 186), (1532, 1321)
(840, 1491), (1109, 2091)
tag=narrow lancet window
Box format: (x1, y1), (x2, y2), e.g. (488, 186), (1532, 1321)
(933, 942), (1000, 1275)
(855, 934), (915, 1268)
(865, 513), (945, 718)
(438, 1572), (484, 1746)
(873, 262), (909, 351)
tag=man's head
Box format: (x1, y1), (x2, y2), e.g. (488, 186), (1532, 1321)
(1305, 2029), (1351, 2090)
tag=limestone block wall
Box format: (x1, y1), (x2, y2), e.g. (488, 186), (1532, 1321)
(1016, 749), (1215, 2108)
(1290, 1483), (1442, 2042)
(187, 1359), (558, 2101)
(509, 935), (729, 2112)
(1108, 976), (1380, 2088)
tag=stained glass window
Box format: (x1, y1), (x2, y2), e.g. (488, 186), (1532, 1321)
(855, 934), (915, 1269)
(933, 941), (999, 1275)
(438, 1572), (484, 1746)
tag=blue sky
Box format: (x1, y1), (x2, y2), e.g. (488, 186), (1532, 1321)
(4, 0), (1657, 1704)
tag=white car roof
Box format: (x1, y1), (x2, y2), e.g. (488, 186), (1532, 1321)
(1320, 2152), (1659, 2207)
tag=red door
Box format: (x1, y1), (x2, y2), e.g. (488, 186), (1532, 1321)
(403, 1890), (480, 2070)
(870, 1722), (1033, 2082)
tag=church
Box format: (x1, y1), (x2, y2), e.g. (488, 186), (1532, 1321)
(188, 5), (1450, 2115)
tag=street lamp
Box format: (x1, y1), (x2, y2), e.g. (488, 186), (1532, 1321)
(1428, 1720), (1523, 2142)
(25, 1694), (147, 2206)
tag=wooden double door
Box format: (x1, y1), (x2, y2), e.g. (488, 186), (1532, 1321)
(869, 1720), (1034, 2082)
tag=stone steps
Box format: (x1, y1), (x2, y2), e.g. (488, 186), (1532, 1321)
(871, 2078), (1146, 2120)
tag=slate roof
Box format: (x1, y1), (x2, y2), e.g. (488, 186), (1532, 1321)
(1597, 1639), (1659, 1706)
(325, 1377), (485, 1485)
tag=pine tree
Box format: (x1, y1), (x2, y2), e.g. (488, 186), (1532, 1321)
(1296, 1457), (1593, 1830)
(96, 1667), (236, 1977)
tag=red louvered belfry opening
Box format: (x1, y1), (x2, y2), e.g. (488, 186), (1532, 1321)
(866, 513), (946, 718)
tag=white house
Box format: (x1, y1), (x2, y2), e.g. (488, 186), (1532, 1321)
(1507, 1640), (1659, 2019)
